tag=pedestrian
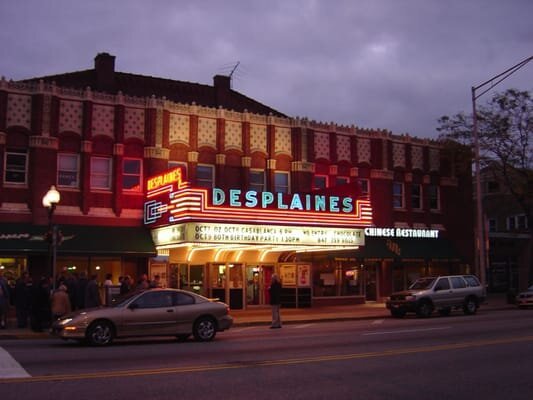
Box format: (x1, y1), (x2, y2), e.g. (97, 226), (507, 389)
(76, 272), (88, 310)
(64, 273), (77, 311)
(149, 274), (163, 288)
(136, 273), (150, 290)
(30, 277), (52, 332)
(120, 275), (132, 295)
(14, 272), (32, 328)
(51, 284), (71, 320)
(269, 273), (282, 329)
(0, 271), (10, 329)
(85, 274), (101, 308)
(104, 273), (113, 287)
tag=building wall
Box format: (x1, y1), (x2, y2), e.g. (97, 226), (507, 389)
(0, 77), (475, 276)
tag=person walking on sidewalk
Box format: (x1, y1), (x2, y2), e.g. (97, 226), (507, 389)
(51, 284), (71, 320)
(269, 274), (282, 329)
(0, 271), (10, 329)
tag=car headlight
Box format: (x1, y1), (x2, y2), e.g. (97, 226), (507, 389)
(58, 318), (74, 325)
(405, 295), (417, 301)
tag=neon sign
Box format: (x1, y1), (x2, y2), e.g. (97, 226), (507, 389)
(144, 167), (373, 228)
(364, 227), (439, 239)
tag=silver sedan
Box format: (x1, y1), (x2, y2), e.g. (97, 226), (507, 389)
(51, 288), (233, 346)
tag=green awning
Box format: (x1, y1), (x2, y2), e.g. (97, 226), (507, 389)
(0, 223), (156, 257)
(357, 237), (461, 261)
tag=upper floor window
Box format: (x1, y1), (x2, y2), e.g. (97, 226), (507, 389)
(486, 180), (500, 194)
(168, 161), (187, 180)
(4, 149), (28, 185)
(336, 176), (349, 186)
(57, 153), (79, 188)
(275, 171), (290, 194)
(249, 170), (265, 192)
(91, 157), (112, 190)
(123, 158), (142, 191)
(313, 175), (328, 190)
(358, 179), (370, 198)
(488, 218), (497, 232)
(393, 181), (404, 209)
(507, 215), (528, 231)
(428, 184), (440, 210)
(411, 184), (422, 210)
(196, 164), (214, 188)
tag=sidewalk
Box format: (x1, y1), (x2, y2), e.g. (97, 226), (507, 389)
(0, 293), (515, 340)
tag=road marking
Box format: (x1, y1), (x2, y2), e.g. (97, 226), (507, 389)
(0, 347), (30, 378)
(2, 335), (533, 383)
(294, 324), (315, 329)
(363, 326), (451, 335)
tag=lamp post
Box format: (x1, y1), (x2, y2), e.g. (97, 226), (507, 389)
(42, 185), (61, 290)
(471, 55), (532, 287)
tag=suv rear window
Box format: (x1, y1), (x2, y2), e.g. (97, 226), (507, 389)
(451, 277), (467, 289)
(463, 275), (481, 287)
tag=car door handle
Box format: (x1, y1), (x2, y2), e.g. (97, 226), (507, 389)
(166, 309), (174, 313)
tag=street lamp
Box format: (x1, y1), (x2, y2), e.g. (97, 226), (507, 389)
(471, 55), (532, 288)
(42, 185), (61, 290)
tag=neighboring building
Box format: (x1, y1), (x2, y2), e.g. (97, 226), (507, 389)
(0, 53), (474, 307)
(481, 165), (532, 292)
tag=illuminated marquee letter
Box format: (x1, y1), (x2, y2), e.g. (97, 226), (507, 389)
(245, 191), (258, 207)
(342, 197), (353, 213)
(229, 189), (242, 206)
(213, 188), (225, 205)
(261, 192), (274, 208)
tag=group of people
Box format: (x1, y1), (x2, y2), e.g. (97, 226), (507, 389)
(0, 271), (163, 332)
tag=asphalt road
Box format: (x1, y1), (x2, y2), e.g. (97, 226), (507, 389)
(1, 308), (532, 400)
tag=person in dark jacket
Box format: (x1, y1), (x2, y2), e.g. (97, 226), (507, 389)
(76, 272), (88, 310)
(30, 277), (51, 332)
(84, 274), (101, 308)
(14, 272), (32, 328)
(268, 274), (282, 329)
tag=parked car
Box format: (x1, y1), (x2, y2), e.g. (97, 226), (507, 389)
(386, 275), (486, 318)
(516, 285), (533, 308)
(51, 288), (233, 345)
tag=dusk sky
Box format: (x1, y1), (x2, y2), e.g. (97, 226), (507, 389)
(1, 0), (531, 139)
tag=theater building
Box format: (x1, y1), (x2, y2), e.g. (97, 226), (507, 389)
(0, 53), (474, 307)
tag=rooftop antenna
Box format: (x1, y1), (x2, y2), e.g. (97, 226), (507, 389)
(228, 61), (240, 88)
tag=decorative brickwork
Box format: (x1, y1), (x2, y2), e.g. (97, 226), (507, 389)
(411, 145), (423, 170)
(357, 138), (371, 164)
(337, 135), (351, 162)
(314, 131), (329, 160)
(59, 100), (83, 135)
(250, 124), (267, 153)
(6, 94), (31, 129)
(275, 126), (291, 156)
(124, 107), (145, 141)
(225, 120), (242, 151)
(169, 113), (189, 145)
(392, 142), (406, 168)
(92, 104), (115, 138)
(198, 117), (217, 149)
(429, 148), (440, 172)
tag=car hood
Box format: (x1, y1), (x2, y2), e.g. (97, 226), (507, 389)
(62, 307), (114, 319)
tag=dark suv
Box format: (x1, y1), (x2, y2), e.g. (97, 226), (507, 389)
(386, 275), (486, 318)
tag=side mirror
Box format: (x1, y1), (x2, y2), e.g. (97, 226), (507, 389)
(128, 303), (139, 310)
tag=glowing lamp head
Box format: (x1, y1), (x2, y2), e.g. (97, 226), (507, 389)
(42, 185), (61, 208)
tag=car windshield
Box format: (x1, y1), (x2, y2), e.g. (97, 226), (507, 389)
(110, 290), (145, 307)
(409, 277), (436, 290)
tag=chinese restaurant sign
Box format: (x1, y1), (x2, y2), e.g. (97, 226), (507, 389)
(144, 167), (373, 228)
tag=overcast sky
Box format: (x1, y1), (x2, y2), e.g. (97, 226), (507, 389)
(1, 0), (532, 139)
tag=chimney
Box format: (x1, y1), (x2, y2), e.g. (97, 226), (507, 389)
(213, 75), (231, 107)
(94, 52), (116, 92)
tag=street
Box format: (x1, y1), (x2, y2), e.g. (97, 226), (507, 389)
(1, 308), (532, 400)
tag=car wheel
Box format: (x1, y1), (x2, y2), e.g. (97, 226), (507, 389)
(193, 317), (217, 342)
(86, 320), (114, 346)
(463, 297), (478, 315)
(176, 334), (191, 342)
(416, 301), (433, 318)
(438, 307), (451, 316)
(390, 309), (406, 318)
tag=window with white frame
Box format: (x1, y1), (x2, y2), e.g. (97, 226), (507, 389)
(4, 149), (27, 184)
(196, 164), (214, 188)
(313, 175), (328, 190)
(488, 218), (497, 232)
(57, 153), (80, 188)
(393, 181), (404, 209)
(274, 171), (290, 194)
(507, 215), (528, 231)
(123, 158), (142, 191)
(90, 157), (112, 190)
(428, 184), (440, 210)
(249, 169), (265, 192)
(411, 183), (422, 210)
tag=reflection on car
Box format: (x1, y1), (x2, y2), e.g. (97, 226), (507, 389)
(51, 288), (233, 346)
